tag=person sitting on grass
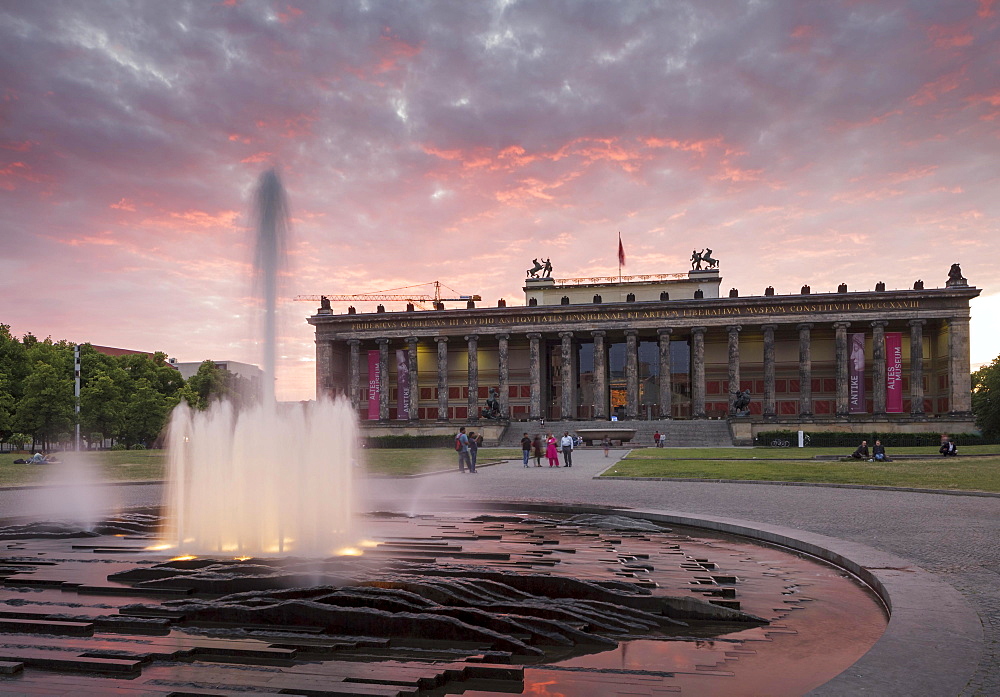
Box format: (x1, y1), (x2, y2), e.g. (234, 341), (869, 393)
(872, 440), (891, 462)
(939, 439), (958, 457)
(850, 440), (869, 460)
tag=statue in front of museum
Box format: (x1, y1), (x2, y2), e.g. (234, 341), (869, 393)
(481, 387), (503, 420)
(732, 389), (752, 416)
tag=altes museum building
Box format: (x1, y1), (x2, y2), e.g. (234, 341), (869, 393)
(309, 258), (979, 439)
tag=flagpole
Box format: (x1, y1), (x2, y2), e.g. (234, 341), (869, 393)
(618, 231), (622, 283)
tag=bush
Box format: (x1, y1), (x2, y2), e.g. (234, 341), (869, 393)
(130, 443), (147, 450)
(110, 443), (128, 451)
(755, 430), (996, 448)
(363, 435), (455, 449)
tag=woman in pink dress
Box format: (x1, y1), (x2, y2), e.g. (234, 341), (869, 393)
(545, 433), (560, 467)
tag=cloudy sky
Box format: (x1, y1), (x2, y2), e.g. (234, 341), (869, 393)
(2, 0), (998, 400)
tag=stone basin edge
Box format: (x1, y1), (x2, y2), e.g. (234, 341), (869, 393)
(426, 499), (984, 697)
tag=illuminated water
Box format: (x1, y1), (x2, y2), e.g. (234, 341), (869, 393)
(158, 169), (359, 556)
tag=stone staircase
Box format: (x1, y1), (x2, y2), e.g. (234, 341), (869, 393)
(497, 419), (735, 448)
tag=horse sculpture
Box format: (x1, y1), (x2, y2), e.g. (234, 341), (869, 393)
(481, 387), (503, 420)
(701, 248), (719, 269)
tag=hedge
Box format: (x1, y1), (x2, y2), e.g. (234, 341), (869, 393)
(755, 430), (995, 448)
(362, 435), (456, 449)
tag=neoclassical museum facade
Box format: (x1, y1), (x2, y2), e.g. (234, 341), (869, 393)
(309, 264), (979, 436)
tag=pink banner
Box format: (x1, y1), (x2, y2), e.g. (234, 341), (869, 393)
(396, 349), (410, 418)
(886, 332), (903, 413)
(849, 333), (866, 413)
(367, 350), (380, 420)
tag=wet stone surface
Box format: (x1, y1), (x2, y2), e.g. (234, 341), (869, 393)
(0, 511), (886, 696)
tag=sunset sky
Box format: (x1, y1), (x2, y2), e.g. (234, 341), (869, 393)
(2, 0), (998, 401)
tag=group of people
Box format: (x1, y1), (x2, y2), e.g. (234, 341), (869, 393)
(12, 452), (60, 465)
(850, 438), (960, 461)
(519, 431), (578, 468)
(850, 440), (891, 462)
(455, 426), (484, 473)
(652, 431), (666, 447)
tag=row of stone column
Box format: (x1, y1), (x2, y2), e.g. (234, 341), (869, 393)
(331, 317), (969, 421)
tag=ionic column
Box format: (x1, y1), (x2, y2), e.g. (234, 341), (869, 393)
(376, 338), (390, 422)
(908, 320), (925, 416)
(315, 339), (333, 400)
(559, 332), (575, 420)
(465, 334), (479, 422)
(762, 324), (777, 419)
(625, 329), (639, 419)
(691, 327), (707, 419)
(434, 336), (449, 421)
(834, 322), (851, 416)
(798, 323), (813, 417)
(948, 316), (972, 415)
(592, 331), (608, 419)
(727, 325), (742, 415)
(347, 339), (361, 413)
(657, 328), (673, 419)
(527, 332), (542, 420)
(405, 337), (419, 421)
(497, 333), (510, 419)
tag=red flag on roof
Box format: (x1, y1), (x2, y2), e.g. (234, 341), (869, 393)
(618, 233), (626, 266)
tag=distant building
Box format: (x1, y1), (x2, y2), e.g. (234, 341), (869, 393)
(169, 359), (263, 385)
(91, 345), (159, 359)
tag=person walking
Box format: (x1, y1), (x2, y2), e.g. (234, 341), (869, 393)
(653, 430), (661, 447)
(455, 426), (471, 473)
(560, 431), (574, 467)
(467, 431), (479, 472)
(602, 436), (611, 457)
(545, 433), (559, 467)
(520, 433), (532, 468)
(532, 434), (543, 466)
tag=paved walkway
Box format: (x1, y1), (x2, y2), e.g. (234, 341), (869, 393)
(1, 449), (996, 695)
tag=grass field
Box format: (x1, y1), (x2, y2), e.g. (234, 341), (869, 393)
(0, 449), (167, 487)
(1, 448), (526, 485)
(607, 448), (1000, 492)
(4, 446), (998, 492)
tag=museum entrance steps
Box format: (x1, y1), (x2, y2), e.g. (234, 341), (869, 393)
(496, 419), (735, 448)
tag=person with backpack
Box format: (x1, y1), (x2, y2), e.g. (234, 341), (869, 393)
(455, 427), (472, 473)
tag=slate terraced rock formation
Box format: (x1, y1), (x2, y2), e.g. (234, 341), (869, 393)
(0, 509), (886, 696)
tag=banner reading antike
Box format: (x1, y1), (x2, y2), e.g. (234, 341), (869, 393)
(885, 332), (903, 413)
(396, 349), (410, 418)
(367, 350), (380, 420)
(849, 333), (866, 413)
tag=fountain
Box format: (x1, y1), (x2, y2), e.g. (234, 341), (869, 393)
(158, 169), (359, 556)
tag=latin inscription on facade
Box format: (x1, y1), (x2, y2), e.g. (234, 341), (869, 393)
(345, 300), (923, 332)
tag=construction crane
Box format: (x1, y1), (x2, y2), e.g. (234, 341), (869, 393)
(295, 281), (481, 310)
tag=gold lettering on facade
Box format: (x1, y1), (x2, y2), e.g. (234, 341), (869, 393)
(346, 300), (923, 331)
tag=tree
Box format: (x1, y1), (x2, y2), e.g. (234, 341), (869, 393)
(119, 378), (171, 447)
(972, 355), (1000, 438)
(80, 372), (124, 445)
(14, 361), (74, 449)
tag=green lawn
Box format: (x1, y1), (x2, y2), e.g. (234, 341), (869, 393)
(1, 449), (167, 487)
(626, 444), (1000, 460)
(1, 448), (525, 485)
(606, 451), (1000, 492)
(363, 448), (522, 475)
